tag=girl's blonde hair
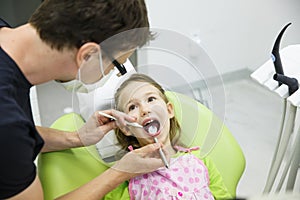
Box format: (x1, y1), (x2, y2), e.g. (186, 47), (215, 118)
(114, 73), (181, 152)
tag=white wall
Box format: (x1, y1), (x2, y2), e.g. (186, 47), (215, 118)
(144, 0), (300, 74)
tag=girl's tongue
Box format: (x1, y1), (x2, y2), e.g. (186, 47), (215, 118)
(143, 120), (160, 136)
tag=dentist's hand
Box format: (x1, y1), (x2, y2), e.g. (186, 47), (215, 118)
(77, 109), (136, 146)
(112, 143), (166, 176)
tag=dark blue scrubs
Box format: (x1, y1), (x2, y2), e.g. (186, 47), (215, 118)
(0, 18), (44, 199)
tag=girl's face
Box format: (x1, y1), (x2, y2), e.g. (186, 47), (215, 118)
(118, 81), (174, 146)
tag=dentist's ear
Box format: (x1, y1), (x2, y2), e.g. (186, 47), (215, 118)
(76, 42), (100, 68)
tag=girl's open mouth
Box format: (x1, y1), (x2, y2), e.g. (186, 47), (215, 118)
(143, 119), (160, 136)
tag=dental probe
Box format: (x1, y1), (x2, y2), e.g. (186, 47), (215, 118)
(98, 111), (143, 128)
(154, 137), (169, 169)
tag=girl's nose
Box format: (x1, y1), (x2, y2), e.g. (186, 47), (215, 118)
(140, 103), (151, 116)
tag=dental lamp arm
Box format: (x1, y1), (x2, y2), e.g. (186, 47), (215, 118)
(271, 23), (291, 77)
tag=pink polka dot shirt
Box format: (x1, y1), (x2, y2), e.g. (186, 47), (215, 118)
(129, 148), (214, 200)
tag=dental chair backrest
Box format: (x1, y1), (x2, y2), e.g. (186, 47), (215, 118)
(38, 91), (245, 200)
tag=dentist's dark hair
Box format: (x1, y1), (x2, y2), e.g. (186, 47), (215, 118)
(29, 0), (152, 54)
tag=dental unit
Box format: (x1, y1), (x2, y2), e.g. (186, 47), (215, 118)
(251, 23), (300, 193)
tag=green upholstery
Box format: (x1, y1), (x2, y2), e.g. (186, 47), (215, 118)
(37, 114), (109, 200)
(38, 92), (245, 199)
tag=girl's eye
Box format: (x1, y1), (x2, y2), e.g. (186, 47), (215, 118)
(128, 105), (136, 111)
(148, 96), (156, 102)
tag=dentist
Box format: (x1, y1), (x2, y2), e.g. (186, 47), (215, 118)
(0, 0), (164, 199)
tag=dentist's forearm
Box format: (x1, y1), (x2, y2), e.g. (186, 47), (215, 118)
(36, 126), (82, 152)
(55, 168), (128, 200)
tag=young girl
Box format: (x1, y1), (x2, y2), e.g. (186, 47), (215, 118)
(114, 73), (232, 200)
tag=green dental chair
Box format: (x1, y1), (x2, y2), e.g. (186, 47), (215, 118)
(37, 91), (246, 199)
